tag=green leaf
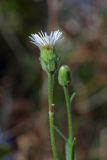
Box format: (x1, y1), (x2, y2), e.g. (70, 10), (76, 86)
(72, 138), (76, 160)
(65, 138), (76, 160)
(65, 139), (71, 160)
(54, 125), (67, 141)
(70, 93), (76, 105)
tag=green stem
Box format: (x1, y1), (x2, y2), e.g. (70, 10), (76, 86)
(48, 73), (54, 108)
(63, 86), (73, 159)
(48, 73), (59, 160)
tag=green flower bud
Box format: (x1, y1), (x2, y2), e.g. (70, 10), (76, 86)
(58, 65), (71, 86)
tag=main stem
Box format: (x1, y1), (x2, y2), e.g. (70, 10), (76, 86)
(48, 73), (59, 160)
(63, 86), (73, 159)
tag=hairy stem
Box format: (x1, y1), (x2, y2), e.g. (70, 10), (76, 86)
(48, 73), (59, 160)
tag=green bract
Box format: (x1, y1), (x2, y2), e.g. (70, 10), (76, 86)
(39, 47), (60, 74)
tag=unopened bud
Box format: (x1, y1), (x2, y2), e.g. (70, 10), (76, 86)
(58, 65), (71, 86)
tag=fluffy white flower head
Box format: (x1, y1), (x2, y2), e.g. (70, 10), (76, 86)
(29, 30), (62, 48)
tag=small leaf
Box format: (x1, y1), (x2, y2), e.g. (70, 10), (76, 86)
(65, 139), (71, 160)
(54, 125), (67, 141)
(65, 138), (76, 160)
(72, 138), (76, 160)
(70, 93), (76, 105)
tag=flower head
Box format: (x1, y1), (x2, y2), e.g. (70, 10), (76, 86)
(29, 30), (62, 74)
(29, 30), (62, 48)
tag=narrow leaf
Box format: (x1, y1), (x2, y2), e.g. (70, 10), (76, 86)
(72, 138), (76, 160)
(54, 125), (67, 141)
(70, 92), (76, 105)
(65, 138), (76, 160)
(65, 139), (71, 160)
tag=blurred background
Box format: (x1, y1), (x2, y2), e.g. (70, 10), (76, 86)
(0, 0), (107, 159)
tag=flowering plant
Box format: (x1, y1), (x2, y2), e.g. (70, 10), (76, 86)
(29, 30), (75, 160)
